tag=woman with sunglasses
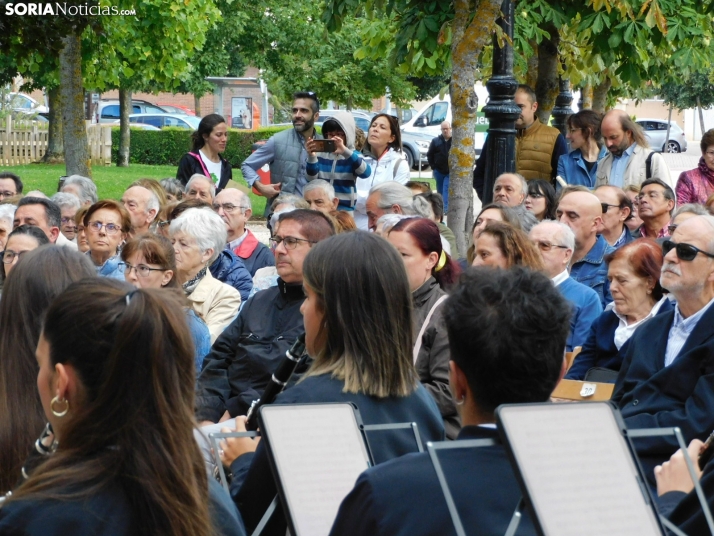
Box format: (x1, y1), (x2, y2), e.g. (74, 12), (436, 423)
(566, 239), (672, 380)
(83, 200), (131, 280)
(557, 109), (607, 188)
(120, 234), (211, 373)
(525, 179), (557, 221)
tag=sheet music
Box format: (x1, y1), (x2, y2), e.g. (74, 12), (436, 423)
(261, 404), (371, 536)
(499, 403), (662, 536)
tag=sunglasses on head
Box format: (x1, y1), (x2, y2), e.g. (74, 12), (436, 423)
(662, 240), (714, 262)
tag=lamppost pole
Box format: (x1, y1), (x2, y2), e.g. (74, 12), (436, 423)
(481, 0), (519, 205)
(551, 71), (574, 138)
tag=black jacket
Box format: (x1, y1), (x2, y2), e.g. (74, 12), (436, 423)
(195, 279), (305, 422)
(426, 134), (451, 175)
(176, 151), (232, 192)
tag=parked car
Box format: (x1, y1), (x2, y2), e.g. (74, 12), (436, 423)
(96, 99), (168, 123)
(401, 130), (431, 169)
(5, 92), (48, 114)
(127, 113), (201, 130)
(635, 118), (687, 153)
(110, 121), (160, 131)
(317, 109), (372, 133)
(157, 103), (195, 116)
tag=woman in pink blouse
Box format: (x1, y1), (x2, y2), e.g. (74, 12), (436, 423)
(676, 129), (714, 205)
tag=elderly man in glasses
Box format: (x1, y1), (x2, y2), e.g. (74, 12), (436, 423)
(196, 209), (335, 426)
(213, 188), (274, 277)
(612, 214), (714, 487)
(594, 185), (635, 248)
(530, 220), (602, 351)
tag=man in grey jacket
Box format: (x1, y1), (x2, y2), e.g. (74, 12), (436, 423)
(241, 92), (322, 214)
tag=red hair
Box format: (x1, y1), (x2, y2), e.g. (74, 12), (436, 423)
(605, 238), (664, 300)
(390, 217), (461, 288)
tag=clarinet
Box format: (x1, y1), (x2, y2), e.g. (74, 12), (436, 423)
(245, 333), (306, 431)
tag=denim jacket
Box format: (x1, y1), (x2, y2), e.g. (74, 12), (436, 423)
(556, 146), (608, 190)
(569, 235), (615, 308)
(88, 252), (125, 280)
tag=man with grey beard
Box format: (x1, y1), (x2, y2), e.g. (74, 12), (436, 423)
(612, 215), (714, 487)
(241, 91), (323, 214)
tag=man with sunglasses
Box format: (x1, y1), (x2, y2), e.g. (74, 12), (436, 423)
(636, 178), (676, 240)
(241, 91), (323, 215)
(530, 220), (602, 351)
(594, 185), (634, 248)
(196, 209), (335, 425)
(613, 215), (714, 487)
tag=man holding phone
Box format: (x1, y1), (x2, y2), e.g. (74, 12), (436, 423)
(305, 111), (371, 213)
(241, 91), (322, 214)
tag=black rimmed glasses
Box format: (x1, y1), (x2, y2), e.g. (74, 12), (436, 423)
(601, 203), (620, 213)
(119, 262), (167, 277)
(662, 240), (714, 262)
(2, 249), (28, 264)
(269, 236), (315, 250)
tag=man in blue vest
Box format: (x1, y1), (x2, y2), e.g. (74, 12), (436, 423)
(241, 92), (322, 214)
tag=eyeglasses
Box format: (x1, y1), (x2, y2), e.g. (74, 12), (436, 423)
(535, 241), (569, 252)
(212, 203), (247, 214)
(2, 249), (28, 264)
(87, 221), (122, 235)
(61, 216), (77, 225)
(667, 224), (678, 235)
(662, 240), (714, 261)
(601, 203), (620, 213)
(118, 262), (167, 277)
(269, 236), (315, 250)
(0, 190), (16, 198)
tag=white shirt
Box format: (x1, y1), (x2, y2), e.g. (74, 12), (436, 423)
(56, 232), (78, 250)
(199, 150), (222, 185)
(665, 297), (714, 366)
(606, 296), (668, 350)
(551, 269), (569, 287)
(228, 230), (248, 251)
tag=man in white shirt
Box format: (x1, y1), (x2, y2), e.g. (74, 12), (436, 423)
(613, 215), (714, 485)
(530, 220), (602, 351)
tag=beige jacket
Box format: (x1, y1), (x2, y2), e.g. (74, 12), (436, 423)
(595, 144), (673, 190)
(187, 269), (241, 344)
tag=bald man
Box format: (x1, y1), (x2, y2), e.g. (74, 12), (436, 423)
(493, 173), (527, 207)
(596, 109), (672, 190)
(427, 121), (452, 212)
(557, 188), (615, 306)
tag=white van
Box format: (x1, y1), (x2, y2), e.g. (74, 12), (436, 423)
(402, 83), (491, 153)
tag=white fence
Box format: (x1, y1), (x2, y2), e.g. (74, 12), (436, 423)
(0, 117), (112, 165)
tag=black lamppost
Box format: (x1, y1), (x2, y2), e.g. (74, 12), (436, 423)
(551, 74), (574, 138)
(481, 0), (520, 205)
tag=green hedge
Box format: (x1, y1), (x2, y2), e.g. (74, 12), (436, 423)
(111, 126), (291, 167)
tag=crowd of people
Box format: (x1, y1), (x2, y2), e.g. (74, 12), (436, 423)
(2, 87), (714, 534)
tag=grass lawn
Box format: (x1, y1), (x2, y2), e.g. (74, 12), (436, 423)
(3, 163), (267, 215)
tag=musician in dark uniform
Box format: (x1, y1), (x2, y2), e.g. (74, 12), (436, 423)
(329, 266), (572, 536)
(219, 232), (445, 536)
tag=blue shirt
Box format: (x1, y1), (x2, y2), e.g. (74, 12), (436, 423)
(569, 235), (615, 308)
(665, 297), (714, 366)
(608, 143), (636, 187)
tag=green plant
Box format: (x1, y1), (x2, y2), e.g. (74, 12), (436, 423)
(110, 126), (291, 166)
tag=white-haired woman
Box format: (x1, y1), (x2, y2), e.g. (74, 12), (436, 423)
(170, 207), (241, 343)
(0, 204), (16, 251)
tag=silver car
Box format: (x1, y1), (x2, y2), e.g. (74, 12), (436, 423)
(635, 118), (688, 153)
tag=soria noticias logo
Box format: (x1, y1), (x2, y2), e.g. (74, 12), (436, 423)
(4, 3), (136, 16)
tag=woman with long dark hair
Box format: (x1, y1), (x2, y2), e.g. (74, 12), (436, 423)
(220, 232), (444, 535)
(0, 278), (245, 535)
(176, 113), (232, 192)
(0, 246), (95, 495)
(525, 179), (557, 221)
(387, 217), (461, 438)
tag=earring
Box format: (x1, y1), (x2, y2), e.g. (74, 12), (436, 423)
(51, 396), (69, 417)
(455, 395), (466, 406)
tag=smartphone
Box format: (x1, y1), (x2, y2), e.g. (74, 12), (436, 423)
(312, 139), (336, 152)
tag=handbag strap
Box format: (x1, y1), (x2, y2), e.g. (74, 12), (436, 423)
(413, 294), (448, 364)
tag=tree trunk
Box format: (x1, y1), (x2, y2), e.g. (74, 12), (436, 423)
(194, 94), (201, 117)
(59, 31), (91, 177)
(525, 39), (538, 89)
(41, 85), (64, 163)
(664, 103), (673, 152)
(535, 24), (559, 125)
(118, 88), (131, 167)
(697, 96), (706, 137)
(592, 77), (611, 114)
(581, 83), (593, 110)
(447, 0), (504, 257)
